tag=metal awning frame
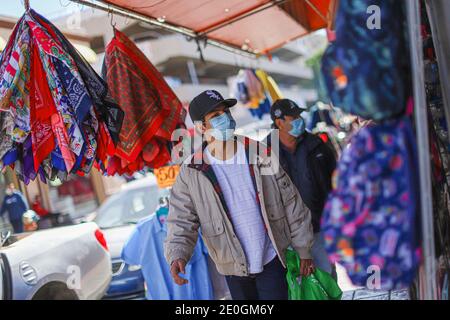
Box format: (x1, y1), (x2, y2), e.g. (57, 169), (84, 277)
(69, 0), (331, 59)
(69, 0), (268, 58)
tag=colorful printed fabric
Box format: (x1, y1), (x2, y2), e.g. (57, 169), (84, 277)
(232, 69), (282, 119)
(102, 29), (181, 175)
(30, 10), (124, 147)
(321, 117), (421, 290)
(255, 69), (283, 103)
(0, 21), (32, 143)
(321, 0), (411, 121)
(0, 10), (124, 184)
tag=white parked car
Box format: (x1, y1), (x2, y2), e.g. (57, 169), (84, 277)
(0, 222), (111, 300)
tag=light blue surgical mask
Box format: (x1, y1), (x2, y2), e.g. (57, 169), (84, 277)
(208, 111), (236, 141)
(288, 117), (306, 137)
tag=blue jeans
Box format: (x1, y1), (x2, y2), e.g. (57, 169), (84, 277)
(312, 232), (336, 279)
(225, 257), (288, 300)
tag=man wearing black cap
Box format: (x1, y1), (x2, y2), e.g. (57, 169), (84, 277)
(270, 99), (337, 276)
(164, 90), (315, 300)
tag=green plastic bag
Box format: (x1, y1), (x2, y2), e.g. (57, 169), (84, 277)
(286, 249), (343, 300)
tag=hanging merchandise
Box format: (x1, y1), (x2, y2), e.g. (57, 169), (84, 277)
(321, 117), (421, 290)
(102, 29), (182, 176)
(320, 0), (412, 121)
(249, 96), (271, 120)
(232, 68), (282, 119)
(233, 69), (265, 108)
(255, 69), (283, 103)
(244, 69), (265, 108)
(121, 213), (214, 300)
(417, 2), (450, 300)
(0, 10), (124, 184)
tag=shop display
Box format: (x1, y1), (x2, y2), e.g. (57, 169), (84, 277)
(102, 29), (182, 175)
(321, 0), (411, 121)
(121, 210), (215, 300)
(231, 68), (283, 119)
(0, 10), (124, 184)
(321, 117), (421, 290)
(409, 2), (450, 299)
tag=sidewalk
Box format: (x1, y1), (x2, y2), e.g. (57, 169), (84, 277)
(336, 263), (410, 300)
(341, 288), (410, 300)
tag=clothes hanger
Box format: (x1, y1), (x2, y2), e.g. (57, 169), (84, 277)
(24, 0), (30, 12)
(156, 196), (169, 224)
(109, 8), (117, 34)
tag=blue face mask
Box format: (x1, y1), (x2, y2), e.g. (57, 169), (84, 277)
(208, 111), (236, 141)
(288, 117), (306, 137)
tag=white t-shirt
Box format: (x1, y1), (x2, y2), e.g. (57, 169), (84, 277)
(205, 142), (277, 274)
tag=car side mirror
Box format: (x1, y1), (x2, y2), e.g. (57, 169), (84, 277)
(1, 230), (11, 247)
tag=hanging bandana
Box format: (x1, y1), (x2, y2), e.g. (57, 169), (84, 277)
(102, 29), (181, 175)
(0, 10), (124, 184)
(30, 43), (56, 172)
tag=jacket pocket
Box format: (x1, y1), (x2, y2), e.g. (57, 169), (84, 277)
(276, 173), (296, 206)
(200, 219), (234, 264)
(267, 210), (291, 249)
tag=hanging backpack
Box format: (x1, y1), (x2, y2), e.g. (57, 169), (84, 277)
(321, 117), (421, 290)
(321, 0), (412, 121)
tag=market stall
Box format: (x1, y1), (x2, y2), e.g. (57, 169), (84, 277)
(1, 0), (449, 300)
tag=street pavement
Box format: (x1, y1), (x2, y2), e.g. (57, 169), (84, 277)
(336, 263), (410, 300)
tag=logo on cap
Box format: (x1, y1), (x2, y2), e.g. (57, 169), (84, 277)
(274, 109), (282, 118)
(206, 90), (221, 101)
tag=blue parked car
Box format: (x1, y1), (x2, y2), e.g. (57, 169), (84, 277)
(89, 175), (169, 300)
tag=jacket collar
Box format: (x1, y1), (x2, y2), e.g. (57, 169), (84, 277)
(187, 135), (270, 172)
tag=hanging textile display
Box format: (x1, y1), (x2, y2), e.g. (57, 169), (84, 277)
(102, 29), (182, 175)
(231, 68), (282, 119)
(232, 69), (265, 109)
(121, 213), (215, 300)
(255, 69), (283, 103)
(320, 0), (412, 121)
(321, 117), (421, 290)
(0, 10), (124, 184)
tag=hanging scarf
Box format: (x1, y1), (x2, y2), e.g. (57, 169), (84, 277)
(30, 10), (124, 146)
(108, 29), (181, 141)
(102, 29), (181, 174)
(0, 10), (124, 184)
(30, 43), (56, 172)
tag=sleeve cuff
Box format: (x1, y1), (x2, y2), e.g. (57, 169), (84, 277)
(296, 247), (313, 260)
(166, 248), (189, 266)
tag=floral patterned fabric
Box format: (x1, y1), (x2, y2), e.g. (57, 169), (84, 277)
(321, 117), (421, 290)
(321, 0), (411, 121)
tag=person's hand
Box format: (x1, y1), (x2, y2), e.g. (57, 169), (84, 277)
(170, 259), (188, 285)
(300, 259), (315, 277)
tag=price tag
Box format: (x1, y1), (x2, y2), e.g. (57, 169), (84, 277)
(154, 165), (180, 189)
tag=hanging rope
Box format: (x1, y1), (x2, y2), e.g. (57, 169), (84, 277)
(24, 0), (30, 11)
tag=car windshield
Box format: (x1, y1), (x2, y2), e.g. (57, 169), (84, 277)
(94, 185), (167, 229)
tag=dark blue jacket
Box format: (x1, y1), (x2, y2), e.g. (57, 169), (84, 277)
(278, 132), (337, 233)
(0, 192), (28, 221)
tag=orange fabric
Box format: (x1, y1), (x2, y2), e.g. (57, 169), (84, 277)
(104, 0), (331, 53)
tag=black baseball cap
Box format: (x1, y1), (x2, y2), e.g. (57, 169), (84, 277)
(189, 90), (237, 122)
(270, 99), (307, 122)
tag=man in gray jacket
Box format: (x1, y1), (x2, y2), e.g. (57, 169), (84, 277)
(164, 90), (314, 300)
